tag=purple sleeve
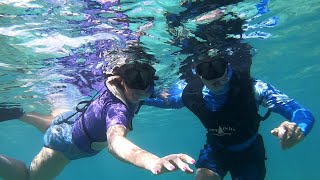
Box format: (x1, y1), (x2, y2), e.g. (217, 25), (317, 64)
(105, 103), (132, 131)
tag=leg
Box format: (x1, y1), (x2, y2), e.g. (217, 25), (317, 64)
(195, 144), (227, 180)
(0, 155), (28, 180)
(196, 168), (222, 180)
(29, 147), (70, 180)
(20, 107), (73, 133)
(229, 135), (266, 180)
(0, 103), (68, 133)
(229, 160), (266, 180)
(17, 82), (81, 133)
(20, 113), (54, 133)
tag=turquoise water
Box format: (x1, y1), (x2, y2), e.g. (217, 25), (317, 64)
(0, 0), (319, 179)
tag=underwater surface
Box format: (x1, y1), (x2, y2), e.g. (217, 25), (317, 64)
(0, 0), (319, 179)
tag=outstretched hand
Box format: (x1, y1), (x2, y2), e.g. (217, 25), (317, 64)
(195, 9), (225, 22)
(271, 121), (304, 150)
(151, 154), (195, 175)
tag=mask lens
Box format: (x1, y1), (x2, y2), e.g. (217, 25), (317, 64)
(196, 60), (227, 80)
(124, 68), (152, 90)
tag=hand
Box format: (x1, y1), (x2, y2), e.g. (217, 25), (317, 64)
(271, 121), (304, 150)
(159, 90), (170, 101)
(151, 154), (195, 175)
(196, 9), (225, 22)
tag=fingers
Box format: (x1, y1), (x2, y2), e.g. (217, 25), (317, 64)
(279, 126), (289, 149)
(282, 127), (304, 150)
(170, 155), (194, 173)
(271, 126), (286, 139)
(275, 121), (305, 150)
(296, 130), (305, 142)
(164, 154), (194, 173)
(178, 154), (196, 164)
(162, 160), (176, 172)
(277, 124), (288, 139)
(153, 154), (195, 175)
(152, 159), (176, 175)
(271, 128), (278, 136)
(151, 158), (173, 175)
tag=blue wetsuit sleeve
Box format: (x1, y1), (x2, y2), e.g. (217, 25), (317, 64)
(253, 79), (315, 136)
(144, 80), (187, 109)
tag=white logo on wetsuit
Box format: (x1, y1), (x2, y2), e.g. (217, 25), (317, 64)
(208, 126), (236, 136)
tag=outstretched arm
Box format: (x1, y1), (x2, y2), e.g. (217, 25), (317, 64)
(254, 79), (315, 149)
(144, 80), (187, 109)
(106, 125), (195, 174)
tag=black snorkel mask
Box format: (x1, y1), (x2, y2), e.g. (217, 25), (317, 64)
(195, 57), (228, 80)
(113, 62), (159, 90)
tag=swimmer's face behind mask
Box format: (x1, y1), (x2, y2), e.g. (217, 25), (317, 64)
(116, 62), (158, 102)
(195, 58), (228, 80)
(116, 62), (158, 91)
(196, 57), (232, 94)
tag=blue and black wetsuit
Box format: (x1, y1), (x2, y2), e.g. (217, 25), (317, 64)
(144, 67), (315, 179)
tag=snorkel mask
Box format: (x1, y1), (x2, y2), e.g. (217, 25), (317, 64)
(195, 57), (228, 80)
(113, 62), (159, 90)
(112, 62), (158, 101)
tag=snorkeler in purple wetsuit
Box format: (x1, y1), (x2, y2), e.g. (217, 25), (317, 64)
(0, 62), (195, 180)
(144, 56), (315, 180)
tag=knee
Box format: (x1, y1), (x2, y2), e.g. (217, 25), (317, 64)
(29, 158), (49, 180)
(0, 155), (28, 180)
(29, 148), (70, 180)
(196, 168), (222, 180)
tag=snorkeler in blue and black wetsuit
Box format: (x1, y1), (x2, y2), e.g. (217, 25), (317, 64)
(144, 56), (315, 180)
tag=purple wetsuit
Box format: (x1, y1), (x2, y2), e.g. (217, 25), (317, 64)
(72, 86), (135, 153)
(44, 86), (135, 159)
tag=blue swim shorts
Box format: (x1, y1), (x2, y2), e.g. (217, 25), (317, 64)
(43, 111), (98, 160)
(195, 134), (266, 180)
